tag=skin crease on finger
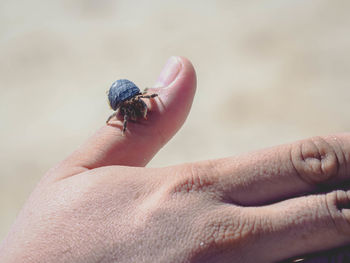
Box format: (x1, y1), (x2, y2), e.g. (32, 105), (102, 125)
(1, 56), (350, 263)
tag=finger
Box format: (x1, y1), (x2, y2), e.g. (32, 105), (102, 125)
(254, 190), (350, 262)
(52, 56), (196, 178)
(197, 134), (350, 206)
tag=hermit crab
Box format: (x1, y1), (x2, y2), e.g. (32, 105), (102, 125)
(106, 79), (158, 135)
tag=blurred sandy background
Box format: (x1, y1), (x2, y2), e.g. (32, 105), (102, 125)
(1, 0), (350, 241)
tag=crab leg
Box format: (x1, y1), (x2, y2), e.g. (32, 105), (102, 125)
(139, 94), (158, 99)
(122, 114), (129, 136)
(106, 112), (117, 124)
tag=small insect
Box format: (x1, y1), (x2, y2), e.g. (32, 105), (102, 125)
(106, 79), (158, 135)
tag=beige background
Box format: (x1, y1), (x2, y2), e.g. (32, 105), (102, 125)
(1, 0), (350, 241)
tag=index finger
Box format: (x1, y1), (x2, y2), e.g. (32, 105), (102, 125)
(195, 133), (350, 205)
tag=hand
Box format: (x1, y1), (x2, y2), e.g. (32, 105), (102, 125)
(1, 57), (349, 263)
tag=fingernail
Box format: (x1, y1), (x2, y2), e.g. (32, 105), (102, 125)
(155, 56), (181, 88)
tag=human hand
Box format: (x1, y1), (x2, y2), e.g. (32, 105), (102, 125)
(1, 57), (350, 263)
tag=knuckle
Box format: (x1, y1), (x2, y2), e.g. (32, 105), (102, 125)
(197, 208), (255, 249)
(169, 162), (218, 195)
(290, 135), (344, 184)
(325, 190), (350, 236)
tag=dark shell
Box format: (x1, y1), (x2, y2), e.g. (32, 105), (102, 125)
(108, 79), (141, 110)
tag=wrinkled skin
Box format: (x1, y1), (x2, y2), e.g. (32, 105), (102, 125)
(1, 57), (349, 263)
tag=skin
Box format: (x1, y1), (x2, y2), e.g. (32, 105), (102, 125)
(1, 56), (350, 263)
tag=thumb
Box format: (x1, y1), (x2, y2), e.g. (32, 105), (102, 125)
(53, 56), (196, 178)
